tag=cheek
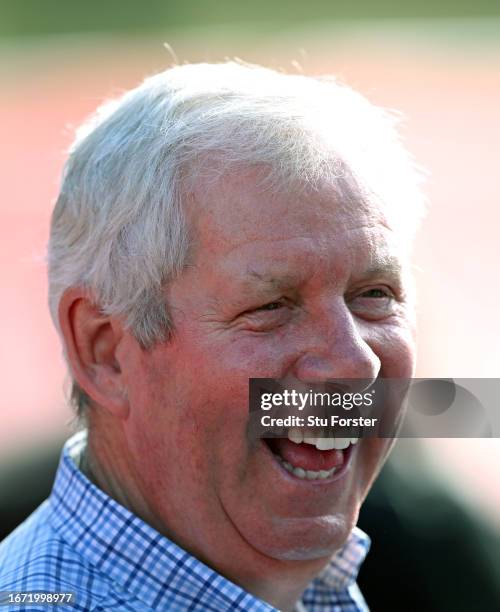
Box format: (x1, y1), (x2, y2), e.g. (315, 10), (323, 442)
(369, 321), (416, 378)
(357, 438), (394, 496)
(212, 329), (303, 380)
(362, 323), (415, 442)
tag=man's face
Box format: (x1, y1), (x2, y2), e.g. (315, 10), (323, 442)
(121, 168), (415, 566)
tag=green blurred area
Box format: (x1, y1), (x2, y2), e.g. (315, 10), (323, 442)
(1, 0), (500, 38)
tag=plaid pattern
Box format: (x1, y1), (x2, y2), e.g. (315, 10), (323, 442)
(0, 432), (370, 611)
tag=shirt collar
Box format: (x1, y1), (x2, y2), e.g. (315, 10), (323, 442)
(317, 526), (370, 591)
(49, 431), (369, 610)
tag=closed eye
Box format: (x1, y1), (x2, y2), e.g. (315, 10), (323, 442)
(238, 299), (293, 332)
(255, 301), (284, 311)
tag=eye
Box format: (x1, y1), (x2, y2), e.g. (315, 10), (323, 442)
(348, 286), (397, 320)
(256, 301), (284, 311)
(239, 299), (292, 332)
(360, 288), (391, 298)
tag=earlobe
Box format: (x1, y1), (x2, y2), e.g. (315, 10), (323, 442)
(58, 288), (130, 419)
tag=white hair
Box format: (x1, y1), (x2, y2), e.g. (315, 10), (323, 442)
(47, 61), (426, 415)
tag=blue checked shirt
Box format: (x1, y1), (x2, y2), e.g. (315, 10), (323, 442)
(0, 432), (370, 611)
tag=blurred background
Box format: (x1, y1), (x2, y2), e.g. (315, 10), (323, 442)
(1, 1), (499, 610)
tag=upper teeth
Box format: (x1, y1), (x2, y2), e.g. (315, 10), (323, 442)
(287, 428), (358, 451)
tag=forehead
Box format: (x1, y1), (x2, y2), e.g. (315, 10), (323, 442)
(188, 167), (391, 251)
(182, 167), (410, 299)
(190, 170), (404, 276)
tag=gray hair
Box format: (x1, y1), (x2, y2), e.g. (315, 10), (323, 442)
(47, 61), (426, 419)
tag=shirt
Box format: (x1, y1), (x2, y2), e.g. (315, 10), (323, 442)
(0, 432), (370, 611)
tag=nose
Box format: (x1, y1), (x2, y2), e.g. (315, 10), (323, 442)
(292, 301), (380, 390)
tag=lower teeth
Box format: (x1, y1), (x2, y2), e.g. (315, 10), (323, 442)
(274, 455), (338, 480)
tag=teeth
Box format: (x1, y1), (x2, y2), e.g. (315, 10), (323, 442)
(293, 467), (306, 478)
(316, 437), (336, 451)
(300, 431), (355, 451)
(275, 454), (338, 480)
(285, 429), (359, 451)
(332, 437), (351, 450)
(287, 427), (303, 444)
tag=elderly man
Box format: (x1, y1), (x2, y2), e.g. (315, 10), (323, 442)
(0, 62), (424, 611)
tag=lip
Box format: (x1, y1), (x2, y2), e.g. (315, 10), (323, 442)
(259, 437), (356, 487)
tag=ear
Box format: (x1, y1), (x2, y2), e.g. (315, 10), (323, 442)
(58, 287), (130, 419)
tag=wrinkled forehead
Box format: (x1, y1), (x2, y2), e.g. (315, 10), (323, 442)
(185, 164), (394, 246)
(181, 166), (413, 294)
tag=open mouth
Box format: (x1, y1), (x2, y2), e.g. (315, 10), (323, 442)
(264, 428), (358, 481)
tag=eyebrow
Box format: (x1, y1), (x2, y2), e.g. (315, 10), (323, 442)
(363, 255), (404, 282)
(246, 270), (299, 291)
(247, 254), (403, 283)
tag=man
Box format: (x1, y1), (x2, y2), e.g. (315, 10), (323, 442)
(0, 61), (424, 611)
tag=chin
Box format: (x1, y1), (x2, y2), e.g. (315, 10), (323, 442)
(246, 512), (357, 562)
